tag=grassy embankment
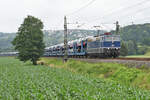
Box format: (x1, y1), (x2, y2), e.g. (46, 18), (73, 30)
(1, 57), (150, 99)
(42, 58), (150, 90)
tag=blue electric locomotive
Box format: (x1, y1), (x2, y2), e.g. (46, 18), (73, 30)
(44, 32), (121, 58)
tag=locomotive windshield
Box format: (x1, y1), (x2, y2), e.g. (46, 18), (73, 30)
(113, 36), (120, 41)
(105, 35), (120, 41)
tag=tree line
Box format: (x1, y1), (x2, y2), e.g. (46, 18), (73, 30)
(119, 23), (150, 56)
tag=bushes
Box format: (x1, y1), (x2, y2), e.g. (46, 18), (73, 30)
(43, 58), (150, 90)
(111, 67), (141, 84)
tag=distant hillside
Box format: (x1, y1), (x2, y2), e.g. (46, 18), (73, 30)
(0, 30), (105, 52)
(0, 32), (16, 49)
(44, 29), (105, 46)
(119, 23), (150, 55)
(120, 23), (150, 45)
(0, 23), (150, 54)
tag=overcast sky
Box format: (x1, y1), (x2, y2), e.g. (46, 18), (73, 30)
(0, 0), (150, 32)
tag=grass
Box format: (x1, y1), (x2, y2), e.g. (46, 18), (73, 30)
(0, 57), (150, 99)
(145, 51), (150, 56)
(125, 55), (150, 58)
(42, 57), (150, 90)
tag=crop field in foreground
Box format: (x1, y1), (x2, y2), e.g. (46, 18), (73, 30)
(0, 57), (150, 100)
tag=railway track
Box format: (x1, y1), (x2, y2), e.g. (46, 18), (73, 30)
(46, 57), (150, 61)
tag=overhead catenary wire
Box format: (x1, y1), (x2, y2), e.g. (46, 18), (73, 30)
(123, 16), (150, 25)
(104, 0), (149, 17)
(86, 0), (150, 23)
(104, 4), (150, 24)
(66, 0), (97, 16)
(65, 0), (150, 32)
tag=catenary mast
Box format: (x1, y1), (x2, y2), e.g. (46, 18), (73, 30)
(64, 16), (68, 62)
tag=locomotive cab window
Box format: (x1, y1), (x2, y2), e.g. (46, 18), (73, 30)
(104, 35), (120, 41)
(112, 36), (120, 41)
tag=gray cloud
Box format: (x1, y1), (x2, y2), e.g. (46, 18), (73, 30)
(0, 0), (150, 32)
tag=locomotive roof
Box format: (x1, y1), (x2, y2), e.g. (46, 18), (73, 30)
(45, 34), (120, 49)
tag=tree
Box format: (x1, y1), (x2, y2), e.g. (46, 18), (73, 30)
(120, 42), (128, 56)
(142, 37), (150, 46)
(12, 15), (45, 65)
(127, 40), (137, 55)
(133, 40), (138, 54)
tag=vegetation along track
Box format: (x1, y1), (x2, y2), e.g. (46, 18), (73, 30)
(46, 57), (150, 61)
(71, 58), (150, 68)
(45, 57), (150, 68)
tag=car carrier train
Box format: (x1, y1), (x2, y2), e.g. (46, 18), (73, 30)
(44, 32), (121, 58)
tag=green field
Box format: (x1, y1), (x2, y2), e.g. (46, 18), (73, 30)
(0, 57), (150, 99)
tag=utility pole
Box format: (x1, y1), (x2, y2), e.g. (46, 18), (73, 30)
(94, 26), (101, 36)
(115, 21), (120, 35)
(64, 16), (68, 62)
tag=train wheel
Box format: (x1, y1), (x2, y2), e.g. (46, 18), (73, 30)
(113, 53), (117, 58)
